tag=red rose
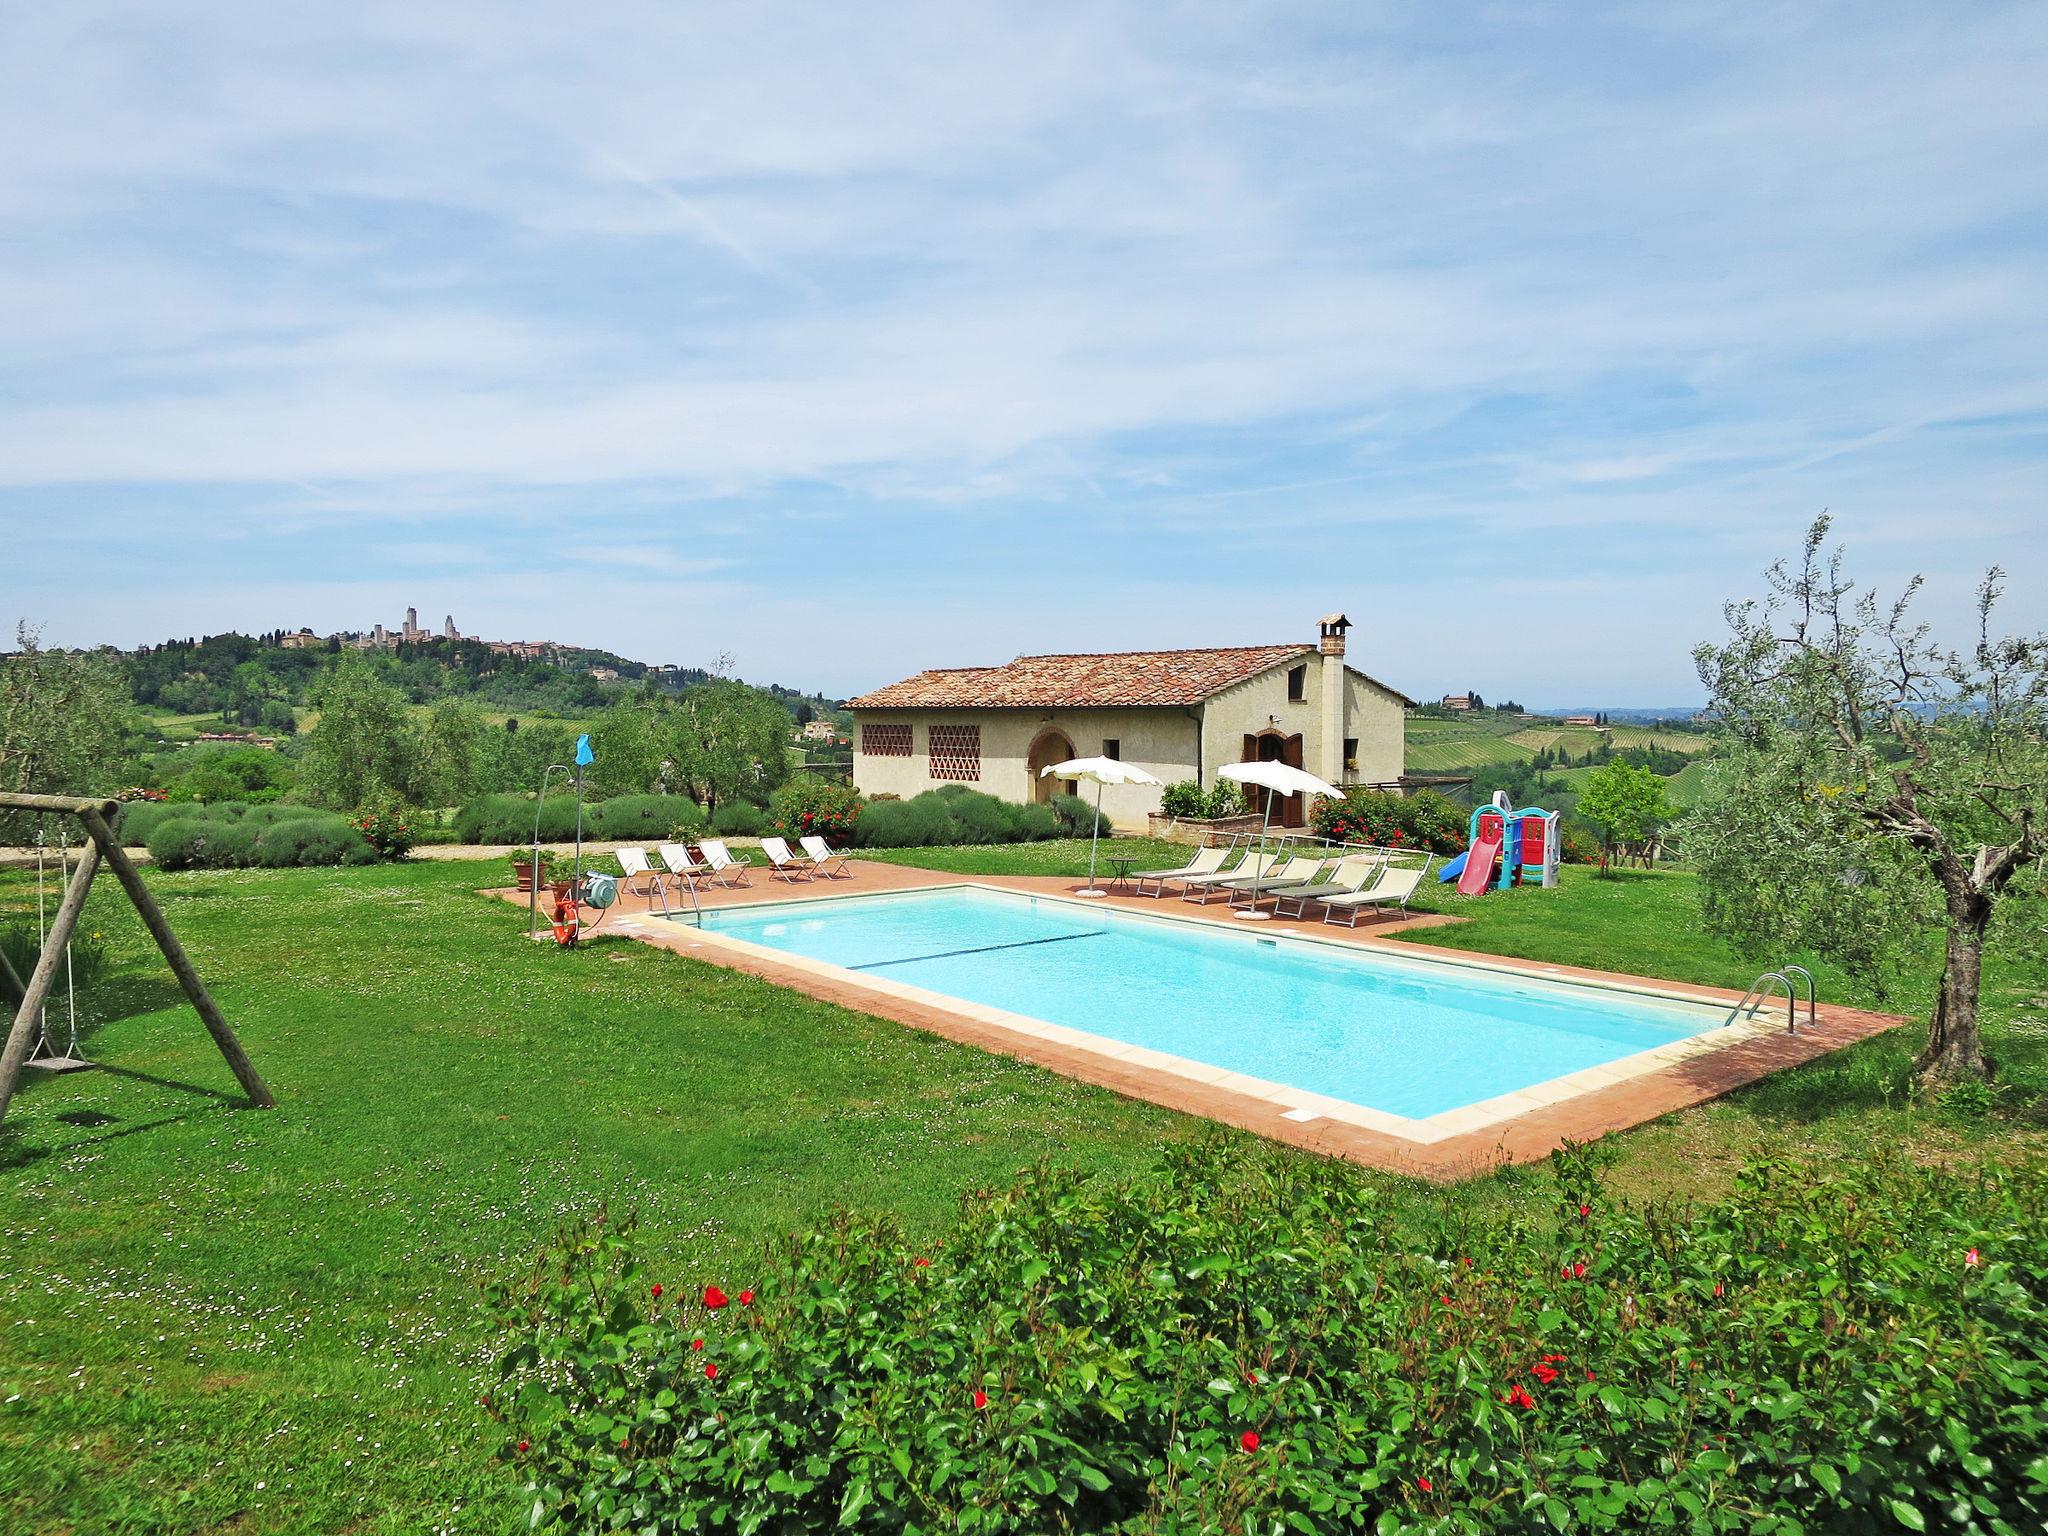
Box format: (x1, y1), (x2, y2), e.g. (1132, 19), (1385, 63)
(705, 1362), (718, 1380)
(703, 1285), (728, 1309)
(691, 1337), (704, 1351)
(738, 1288), (754, 1306)
(1418, 1477), (1433, 1493)
(972, 1389), (988, 1410)
(1240, 1431), (1260, 1452)
(912, 1257), (931, 1268)
(1579, 1203), (1591, 1218)
(1531, 1363), (1559, 1385)
(649, 1284), (662, 1298)
(1965, 1247), (1982, 1267)
(516, 1439), (530, 1453)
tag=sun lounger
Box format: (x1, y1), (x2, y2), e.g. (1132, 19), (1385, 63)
(1317, 862), (1430, 926)
(614, 846), (666, 899)
(1131, 843), (1233, 896)
(1223, 855), (1333, 907)
(1271, 855), (1384, 918)
(695, 838), (752, 888)
(799, 835), (852, 878)
(1180, 850), (1277, 904)
(658, 842), (711, 894)
(760, 836), (817, 883)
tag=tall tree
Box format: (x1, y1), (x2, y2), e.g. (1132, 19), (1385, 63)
(586, 702), (667, 798)
(1685, 516), (2046, 1083)
(415, 697), (488, 807)
(665, 681), (791, 813)
(300, 655), (418, 810)
(0, 625), (132, 837)
(1576, 759), (1670, 871)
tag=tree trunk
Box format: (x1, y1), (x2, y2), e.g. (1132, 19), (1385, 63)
(1916, 897), (1992, 1084)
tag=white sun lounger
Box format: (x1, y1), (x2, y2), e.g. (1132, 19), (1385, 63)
(1272, 855), (1383, 918)
(1317, 862), (1431, 926)
(658, 842), (711, 894)
(760, 836), (816, 883)
(1180, 850), (1277, 904)
(799, 835), (851, 877)
(1131, 844), (1232, 896)
(614, 846), (666, 899)
(1223, 854), (1333, 908)
(695, 838), (752, 888)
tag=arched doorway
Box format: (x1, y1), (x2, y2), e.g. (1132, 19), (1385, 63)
(1239, 729), (1306, 827)
(1026, 729), (1078, 803)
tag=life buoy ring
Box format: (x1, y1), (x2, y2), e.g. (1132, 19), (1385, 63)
(550, 891), (579, 947)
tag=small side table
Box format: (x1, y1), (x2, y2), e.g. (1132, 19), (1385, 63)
(1104, 854), (1141, 893)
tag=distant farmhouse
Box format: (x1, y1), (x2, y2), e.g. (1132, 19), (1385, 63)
(1440, 693), (1475, 711)
(850, 614), (1411, 830)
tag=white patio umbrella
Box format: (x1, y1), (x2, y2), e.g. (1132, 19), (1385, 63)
(1217, 759), (1345, 919)
(1039, 756), (1164, 896)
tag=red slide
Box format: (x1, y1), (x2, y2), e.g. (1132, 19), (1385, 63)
(1457, 834), (1502, 895)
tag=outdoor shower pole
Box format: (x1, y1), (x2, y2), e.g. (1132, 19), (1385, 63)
(530, 763), (568, 937)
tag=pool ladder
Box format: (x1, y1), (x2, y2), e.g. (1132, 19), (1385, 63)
(1726, 965), (1816, 1033)
(642, 869), (705, 928)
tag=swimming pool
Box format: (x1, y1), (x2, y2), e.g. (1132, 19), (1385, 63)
(693, 887), (1725, 1125)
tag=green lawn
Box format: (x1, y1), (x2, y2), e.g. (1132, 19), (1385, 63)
(1, 850), (2041, 1533)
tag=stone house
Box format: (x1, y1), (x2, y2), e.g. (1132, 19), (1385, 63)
(848, 615), (1411, 830)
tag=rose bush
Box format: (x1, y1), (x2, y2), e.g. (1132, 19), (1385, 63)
(1312, 788), (1468, 855)
(487, 1142), (2047, 1534)
(769, 778), (862, 843)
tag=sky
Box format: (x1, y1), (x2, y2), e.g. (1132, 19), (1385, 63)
(3, 2), (2045, 705)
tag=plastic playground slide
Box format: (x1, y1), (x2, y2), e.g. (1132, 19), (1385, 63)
(1436, 850), (1468, 883)
(1456, 834), (1502, 895)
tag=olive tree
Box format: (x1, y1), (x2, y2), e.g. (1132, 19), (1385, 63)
(300, 655), (418, 810)
(0, 624), (132, 838)
(1685, 517), (2046, 1083)
(665, 681), (791, 814)
(1576, 759), (1671, 872)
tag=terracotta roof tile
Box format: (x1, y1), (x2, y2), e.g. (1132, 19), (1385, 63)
(849, 645), (1326, 709)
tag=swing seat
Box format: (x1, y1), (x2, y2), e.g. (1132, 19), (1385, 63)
(26, 1053), (92, 1074)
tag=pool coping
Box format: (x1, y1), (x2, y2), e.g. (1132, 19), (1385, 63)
(497, 862), (1909, 1180)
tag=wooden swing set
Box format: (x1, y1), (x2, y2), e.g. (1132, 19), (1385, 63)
(0, 791), (273, 1129)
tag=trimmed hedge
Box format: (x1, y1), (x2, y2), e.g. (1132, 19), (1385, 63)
(711, 801), (767, 837)
(489, 1142), (2048, 1535)
(455, 793), (705, 846)
(593, 795), (703, 842)
(143, 803), (376, 869)
(850, 787), (1071, 848)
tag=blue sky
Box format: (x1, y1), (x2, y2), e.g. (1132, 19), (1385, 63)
(4, 2), (2045, 703)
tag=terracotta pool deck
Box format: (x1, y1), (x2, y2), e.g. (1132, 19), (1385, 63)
(497, 860), (1906, 1182)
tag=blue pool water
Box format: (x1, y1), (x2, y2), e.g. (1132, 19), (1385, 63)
(697, 888), (1720, 1120)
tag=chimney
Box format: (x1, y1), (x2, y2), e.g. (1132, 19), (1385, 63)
(1318, 613), (1350, 786)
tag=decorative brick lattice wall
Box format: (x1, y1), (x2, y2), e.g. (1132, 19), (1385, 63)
(928, 724), (982, 781)
(861, 722), (913, 757)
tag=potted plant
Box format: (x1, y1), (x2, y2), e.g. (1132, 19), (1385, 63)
(509, 847), (569, 893)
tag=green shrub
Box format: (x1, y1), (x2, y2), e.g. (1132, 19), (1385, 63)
(1050, 791), (1109, 839)
(1203, 779), (1247, 819)
(663, 800), (708, 839)
(850, 797), (934, 848)
(1, 921), (110, 993)
(199, 819), (261, 868)
(454, 793), (527, 845)
(711, 801), (766, 837)
(351, 790), (416, 860)
(1014, 802), (1060, 840)
(769, 779), (862, 843)
(945, 789), (1024, 843)
(146, 817), (211, 871)
(114, 799), (179, 846)
(1312, 788), (1466, 856)
(454, 794), (583, 844)
(489, 1143), (2048, 1536)
(593, 795), (685, 842)
(1158, 779), (1206, 818)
